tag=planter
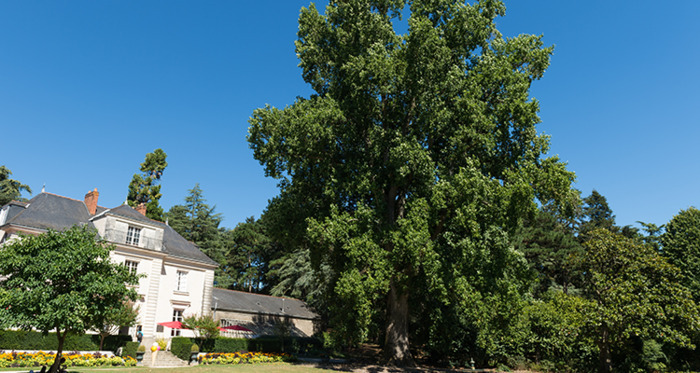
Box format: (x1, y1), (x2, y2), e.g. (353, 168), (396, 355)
(190, 352), (199, 364)
(136, 352), (144, 363)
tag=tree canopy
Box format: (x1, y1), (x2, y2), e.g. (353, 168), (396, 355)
(574, 229), (700, 373)
(248, 0), (576, 364)
(0, 165), (32, 206)
(0, 226), (140, 373)
(127, 149), (168, 221)
(661, 207), (700, 302)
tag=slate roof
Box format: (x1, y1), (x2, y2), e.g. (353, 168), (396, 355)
(1, 193), (94, 231)
(212, 287), (318, 320)
(0, 192), (217, 266)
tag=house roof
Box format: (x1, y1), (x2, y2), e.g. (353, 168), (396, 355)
(212, 287), (318, 320)
(0, 192), (217, 266)
(1, 193), (95, 231)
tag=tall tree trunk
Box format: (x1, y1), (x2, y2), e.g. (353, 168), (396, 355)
(598, 325), (612, 373)
(384, 281), (414, 366)
(50, 330), (68, 373)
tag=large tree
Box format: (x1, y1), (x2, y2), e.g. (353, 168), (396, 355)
(249, 0), (577, 364)
(0, 226), (140, 373)
(166, 184), (226, 283)
(574, 229), (700, 373)
(661, 207), (700, 302)
(127, 149), (168, 221)
(0, 165), (32, 206)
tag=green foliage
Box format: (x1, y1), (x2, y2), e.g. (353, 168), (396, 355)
(574, 229), (700, 372)
(513, 207), (583, 295)
(182, 314), (220, 339)
(661, 207), (700, 302)
(171, 337), (195, 361)
(191, 343), (200, 353)
(214, 338), (249, 353)
(579, 190), (616, 237)
(95, 302), (139, 350)
(0, 165), (31, 205)
(125, 342), (141, 358)
(0, 330), (130, 352)
(0, 225), (140, 372)
(127, 148), (168, 221)
(220, 217), (274, 292)
(166, 184), (230, 285)
(248, 0), (577, 363)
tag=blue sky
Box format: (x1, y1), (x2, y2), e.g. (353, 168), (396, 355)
(1, 1), (698, 229)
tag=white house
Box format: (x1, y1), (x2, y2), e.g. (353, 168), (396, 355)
(0, 189), (217, 340)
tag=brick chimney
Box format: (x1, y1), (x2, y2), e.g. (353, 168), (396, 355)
(84, 188), (99, 215)
(135, 203), (147, 216)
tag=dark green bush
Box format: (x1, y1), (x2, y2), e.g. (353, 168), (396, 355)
(97, 335), (133, 352)
(192, 337), (216, 352)
(123, 341), (139, 359)
(214, 338), (248, 352)
(171, 337), (194, 361)
(0, 330), (133, 352)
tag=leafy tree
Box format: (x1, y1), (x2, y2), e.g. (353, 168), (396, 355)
(127, 149), (168, 221)
(223, 217), (275, 293)
(513, 207), (582, 295)
(182, 314), (220, 339)
(661, 207), (700, 302)
(573, 229), (700, 373)
(248, 0), (577, 364)
(167, 184), (222, 250)
(0, 165), (31, 206)
(638, 221), (664, 251)
(579, 190), (616, 237)
(0, 226), (140, 373)
(95, 302), (139, 350)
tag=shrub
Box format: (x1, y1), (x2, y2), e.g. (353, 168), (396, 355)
(123, 341), (139, 359)
(191, 344), (200, 353)
(214, 338), (248, 353)
(170, 337), (194, 361)
(0, 330), (132, 353)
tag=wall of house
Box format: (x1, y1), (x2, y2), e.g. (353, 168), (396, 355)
(151, 259), (213, 339)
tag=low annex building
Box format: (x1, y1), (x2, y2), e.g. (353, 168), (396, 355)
(0, 189), (319, 340)
(212, 287), (319, 337)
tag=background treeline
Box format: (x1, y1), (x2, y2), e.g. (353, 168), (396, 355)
(164, 178), (700, 372)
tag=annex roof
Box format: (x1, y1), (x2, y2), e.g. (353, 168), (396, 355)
(212, 287), (318, 320)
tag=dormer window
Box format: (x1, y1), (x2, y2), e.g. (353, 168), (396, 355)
(126, 226), (141, 246)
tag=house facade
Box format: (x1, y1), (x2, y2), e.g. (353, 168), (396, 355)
(0, 189), (217, 339)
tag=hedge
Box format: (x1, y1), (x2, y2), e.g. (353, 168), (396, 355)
(171, 337), (194, 361)
(214, 338), (248, 353)
(0, 330), (133, 353)
(122, 341), (139, 359)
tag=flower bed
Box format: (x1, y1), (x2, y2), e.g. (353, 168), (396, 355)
(0, 351), (136, 368)
(200, 351), (294, 365)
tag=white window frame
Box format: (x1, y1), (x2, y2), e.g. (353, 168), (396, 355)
(126, 226), (141, 246)
(176, 270), (188, 293)
(172, 309), (184, 336)
(124, 260), (139, 275)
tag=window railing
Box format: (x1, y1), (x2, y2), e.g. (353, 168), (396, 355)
(103, 228), (162, 250)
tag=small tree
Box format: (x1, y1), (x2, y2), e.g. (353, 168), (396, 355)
(182, 314), (220, 339)
(0, 226), (140, 373)
(95, 302), (140, 350)
(127, 149), (168, 221)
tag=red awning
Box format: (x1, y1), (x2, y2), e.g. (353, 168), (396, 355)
(158, 321), (188, 329)
(219, 324), (253, 332)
